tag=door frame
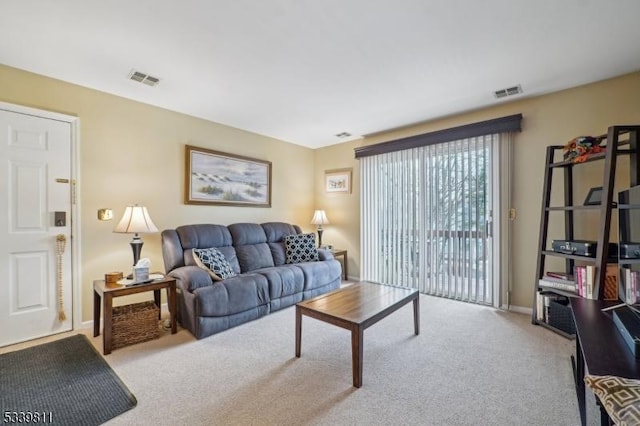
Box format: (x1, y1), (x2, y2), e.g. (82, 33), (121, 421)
(0, 101), (82, 331)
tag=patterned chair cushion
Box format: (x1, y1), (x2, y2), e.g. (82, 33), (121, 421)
(193, 247), (237, 281)
(585, 374), (640, 426)
(284, 233), (319, 264)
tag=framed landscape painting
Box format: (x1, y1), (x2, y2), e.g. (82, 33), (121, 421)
(185, 145), (271, 207)
(325, 168), (352, 194)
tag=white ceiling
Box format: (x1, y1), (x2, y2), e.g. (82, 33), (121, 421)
(2, 1), (640, 149)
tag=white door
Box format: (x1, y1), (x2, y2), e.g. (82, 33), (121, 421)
(0, 109), (73, 347)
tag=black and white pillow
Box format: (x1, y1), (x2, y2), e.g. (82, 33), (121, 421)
(193, 247), (236, 281)
(284, 233), (319, 264)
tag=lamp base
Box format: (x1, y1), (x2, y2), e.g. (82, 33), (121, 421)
(317, 229), (324, 248)
(127, 235), (143, 278)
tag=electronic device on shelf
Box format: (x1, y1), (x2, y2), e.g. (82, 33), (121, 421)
(551, 239), (618, 258)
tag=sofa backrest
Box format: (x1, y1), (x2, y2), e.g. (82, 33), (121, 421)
(161, 224), (240, 274)
(161, 222), (303, 274)
(261, 222), (302, 265)
(228, 223), (274, 272)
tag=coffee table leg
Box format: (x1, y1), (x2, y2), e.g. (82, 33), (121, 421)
(413, 296), (420, 335)
(351, 324), (364, 388)
(295, 306), (302, 357)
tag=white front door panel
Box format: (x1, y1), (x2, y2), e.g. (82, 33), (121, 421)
(0, 109), (73, 347)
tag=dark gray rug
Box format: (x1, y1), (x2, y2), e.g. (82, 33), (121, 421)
(0, 334), (136, 425)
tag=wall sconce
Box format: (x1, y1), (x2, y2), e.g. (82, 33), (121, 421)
(98, 208), (114, 221)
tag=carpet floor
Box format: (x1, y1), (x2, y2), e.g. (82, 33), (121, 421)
(91, 293), (582, 425)
(0, 334), (137, 425)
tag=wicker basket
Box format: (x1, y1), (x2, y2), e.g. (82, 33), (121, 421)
(112, 301), (160, 350)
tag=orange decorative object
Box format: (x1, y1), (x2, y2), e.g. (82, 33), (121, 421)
(563, 136), (606, 163)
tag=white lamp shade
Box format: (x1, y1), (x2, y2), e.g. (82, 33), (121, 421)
(310, 210), (329, 225)
(114, 205), (159, 234)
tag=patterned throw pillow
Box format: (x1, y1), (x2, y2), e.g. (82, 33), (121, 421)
(584, 375), (640, 426)
(193, 247), (236, 281)
(284, 233), (319, 264)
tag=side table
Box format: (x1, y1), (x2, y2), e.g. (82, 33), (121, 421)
(331, 249), (348, 280)
(93, 277), (177, 355)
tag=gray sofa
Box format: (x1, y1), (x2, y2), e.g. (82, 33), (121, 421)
(161, 222), (342, 339)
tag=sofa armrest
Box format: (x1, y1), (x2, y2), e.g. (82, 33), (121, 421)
(318, 248), (334, 261)
(167, 265), (213, 292)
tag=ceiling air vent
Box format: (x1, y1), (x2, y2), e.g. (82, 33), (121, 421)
(335, 132), (352, 138)
(128, 69), (160, 87)
(494, 85), (522, 99)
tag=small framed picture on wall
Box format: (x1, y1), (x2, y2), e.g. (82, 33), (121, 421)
(325, 168), (352, 194)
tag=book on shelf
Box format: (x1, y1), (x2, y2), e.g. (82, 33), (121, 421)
(586, 265), (595, 299)
(536, 291), (568, 323)
(573, 265), (596, 299)
(541, 275), (575, 285)
(545, 271), (574, 281)
(538, 278), (577, 293)
(625, 269), (639, 304)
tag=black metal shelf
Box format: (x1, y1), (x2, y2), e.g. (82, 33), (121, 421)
(541, 251), (602, 263)
(546, 205), (615, 211)
(532, 125), (640, 335)
(617, 203), (640, 210)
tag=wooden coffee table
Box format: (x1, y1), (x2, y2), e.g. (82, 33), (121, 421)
(295, 281), (419, 387)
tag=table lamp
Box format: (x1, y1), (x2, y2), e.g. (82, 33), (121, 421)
(114, 205), (158, 273)
(310, 210), (329, 248)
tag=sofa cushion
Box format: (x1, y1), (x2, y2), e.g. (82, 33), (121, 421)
(295, 259), (342, 292)
(255, 265), (304, 300)
(284, 233), (319, 264)
(194, 273), (269, 317)
(193, 247), (237, 281)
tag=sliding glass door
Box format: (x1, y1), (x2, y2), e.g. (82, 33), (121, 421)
(361, 134), (500, 305)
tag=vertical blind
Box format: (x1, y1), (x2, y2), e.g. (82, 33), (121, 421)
(360, 134), (497, 304)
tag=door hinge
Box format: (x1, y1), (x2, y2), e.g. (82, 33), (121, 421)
(509, 208), (517, 221)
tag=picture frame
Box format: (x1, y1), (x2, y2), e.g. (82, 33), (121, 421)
(325, 168), (352, 194)
(185, 145), (271, 207)
(584, 186), (603, 206)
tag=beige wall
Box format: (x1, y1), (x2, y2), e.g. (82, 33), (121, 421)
(0, 64), (316, 321)
(3, 62), (640, 321)
(316, 71), (640, 308)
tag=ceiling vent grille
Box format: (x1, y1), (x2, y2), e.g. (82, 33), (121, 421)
(494, 85), (522, 99)
(128, 69), (160, 87)
(335, 132), (352, 138)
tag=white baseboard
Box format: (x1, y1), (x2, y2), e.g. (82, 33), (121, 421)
(504, 304), (532, 315)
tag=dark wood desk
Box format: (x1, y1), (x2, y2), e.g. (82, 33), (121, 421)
(93, 277), (177, 355)
(296, 281), (419, 387)
(570, 298), (640, 425)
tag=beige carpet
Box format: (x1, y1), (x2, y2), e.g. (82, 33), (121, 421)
(74, 293), (585, 426)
